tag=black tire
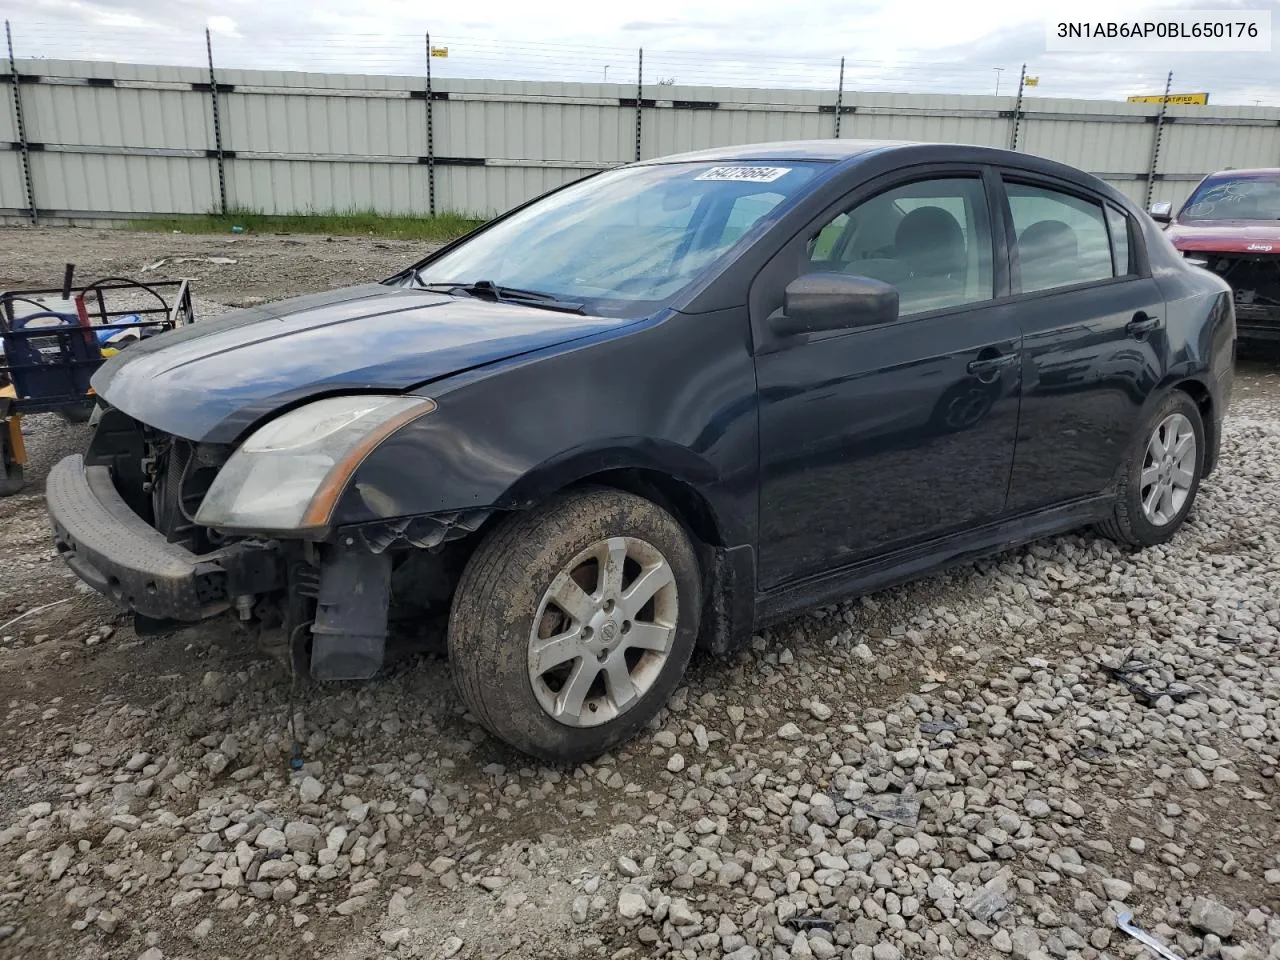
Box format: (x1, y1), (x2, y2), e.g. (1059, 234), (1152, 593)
(60, 404), (94, 425)
(0, 462), (23, 497)
(1097, 391), (1205, 548)
(0, 427), (23, 496)
(448, 487), (702, 763)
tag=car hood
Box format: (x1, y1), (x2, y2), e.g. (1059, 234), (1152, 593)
(1165, 220), (1280, 253)
(93, 283), (631, 443)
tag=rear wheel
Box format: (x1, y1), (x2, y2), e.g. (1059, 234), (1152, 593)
(448, 487), (701, 763)
(1098, 391), (1205, 548)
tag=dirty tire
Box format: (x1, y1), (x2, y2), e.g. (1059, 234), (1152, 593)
(448, 487), (701, 763)
(59, 404), (94, 425)
(0, 462), (22, 497)
(1097, 390), (1205, 548)
(0, 430), (22, 496)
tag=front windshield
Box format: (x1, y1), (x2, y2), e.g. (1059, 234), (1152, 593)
(1181, 175), (1280, 222)
(414, 161), (825, 313)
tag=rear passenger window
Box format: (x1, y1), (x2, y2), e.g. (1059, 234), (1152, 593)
(1106, 205), (1134, 276)
(1007, 183), (1115, 293)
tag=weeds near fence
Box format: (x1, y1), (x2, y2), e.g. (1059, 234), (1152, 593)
(128, 209), (484, 241)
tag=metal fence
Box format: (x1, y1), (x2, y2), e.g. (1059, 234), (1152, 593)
(4, 29), (1280, 224)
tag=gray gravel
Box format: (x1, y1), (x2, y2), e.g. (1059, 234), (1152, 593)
(0, 229), (1277, 960)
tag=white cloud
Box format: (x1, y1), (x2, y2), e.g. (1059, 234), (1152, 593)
(206, 15), (240, 38)
(4, 0), (1278, 104)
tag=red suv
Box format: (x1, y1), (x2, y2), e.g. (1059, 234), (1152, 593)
(1150, 168), (1280, 343)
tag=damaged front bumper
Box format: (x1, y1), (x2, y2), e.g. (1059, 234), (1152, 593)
(46, 454), (282, 622)
(1235, 301), (1280, 341)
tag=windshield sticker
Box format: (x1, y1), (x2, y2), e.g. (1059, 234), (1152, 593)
(695, 166), (792, 183)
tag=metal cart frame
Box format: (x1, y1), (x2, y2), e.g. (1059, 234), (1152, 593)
(1, 268), (195, 495)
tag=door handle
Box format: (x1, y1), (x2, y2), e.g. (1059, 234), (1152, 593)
(967, 352), (1018, 382)
(1126, 312), (1162, 337)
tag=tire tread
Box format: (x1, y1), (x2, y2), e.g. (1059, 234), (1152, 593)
(448, 486), (700, 762)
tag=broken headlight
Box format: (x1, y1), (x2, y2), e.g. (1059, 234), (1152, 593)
(194, 395), (436, 533)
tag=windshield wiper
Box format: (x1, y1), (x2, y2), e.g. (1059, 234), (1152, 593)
(416, 279), (586, 314)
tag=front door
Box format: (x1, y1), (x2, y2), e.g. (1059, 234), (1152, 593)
(753, 171), (1023, 589)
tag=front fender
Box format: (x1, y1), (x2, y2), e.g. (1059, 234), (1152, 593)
(328, 307), (760, 550)
(494, 439), (720, 510)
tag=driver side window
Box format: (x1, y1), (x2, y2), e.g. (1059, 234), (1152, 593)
(806, 176), (995, 318)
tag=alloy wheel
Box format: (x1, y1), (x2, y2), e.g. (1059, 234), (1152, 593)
(1139, 412), (1197, 527)
(527, 536), (678, 727)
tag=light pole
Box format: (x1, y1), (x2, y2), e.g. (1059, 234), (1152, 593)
(993, 67), (1004, 96)
(604, 65), (611, 82)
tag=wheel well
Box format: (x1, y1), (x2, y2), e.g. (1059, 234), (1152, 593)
(389, 470), (724, 615)
(566, 468), (724, 548)
(1172, 378), (1216, 473)
(1174, 378), (1211, 420)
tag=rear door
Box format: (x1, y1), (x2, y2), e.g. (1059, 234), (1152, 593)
(995, 173), (1168, 512)
(752, 167), (1024, 588)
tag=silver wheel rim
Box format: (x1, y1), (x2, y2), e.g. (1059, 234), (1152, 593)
(1140, 412), (1196, 527)
(528, 536), (678, 728)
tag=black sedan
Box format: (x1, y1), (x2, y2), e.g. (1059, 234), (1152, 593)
(46, 140), (1236, 762)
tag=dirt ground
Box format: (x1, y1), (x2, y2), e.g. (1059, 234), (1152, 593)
(1, 226), (1278, 960)
(0, 227), (440, 307)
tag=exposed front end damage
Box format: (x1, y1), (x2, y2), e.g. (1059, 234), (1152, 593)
(1200, 253), (1280, 341)
(47, 406), (489, 682)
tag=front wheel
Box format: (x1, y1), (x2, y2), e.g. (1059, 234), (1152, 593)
(448, 487), (702, 763)
(1097, 391), (1205, 548)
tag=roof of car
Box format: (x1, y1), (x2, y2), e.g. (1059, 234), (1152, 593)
(639, 140), (917, 163)
(638, 139), (1070, 171)
(634, 139), (1138, 210)
(1202, 167), (1280, 177)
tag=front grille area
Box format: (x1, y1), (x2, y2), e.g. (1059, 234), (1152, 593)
(86, 405), (230, 553)
(147, 434), (225, 554)
(1204, 253), (1280, 325)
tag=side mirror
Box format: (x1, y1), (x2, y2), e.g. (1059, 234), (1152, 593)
(1148, 201), (1173, 223)
(769, 272), (899, 337)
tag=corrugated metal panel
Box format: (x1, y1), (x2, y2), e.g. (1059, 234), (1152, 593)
(228, 160), (428, 216)
(15, 59), (216, 213)
(8, 59), (1280, 219)
(1, 74), (23, 212)
(30, 152), (217, 214)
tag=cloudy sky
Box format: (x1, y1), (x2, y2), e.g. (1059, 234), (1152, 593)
(7, 0), (1279, 105)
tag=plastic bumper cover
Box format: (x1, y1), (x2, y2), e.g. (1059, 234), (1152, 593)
(46, 454), (281, 621)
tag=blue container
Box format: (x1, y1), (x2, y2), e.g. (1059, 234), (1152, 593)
(3, 310), (102, 401)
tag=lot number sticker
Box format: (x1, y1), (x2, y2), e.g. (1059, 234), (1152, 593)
(695, 166), (792, 183)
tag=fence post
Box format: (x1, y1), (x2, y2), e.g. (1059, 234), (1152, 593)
(425, 33), (436, 217)
(5, 20), (37, 224)
(833, 57), (845, 138)
(1143, 70), (1173, 210)
(634, 48), (643, 162)
(205, 28), (228, 216)
(1008, 64), (1026, 151)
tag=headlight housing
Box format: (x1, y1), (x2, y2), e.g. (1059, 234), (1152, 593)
(194, 394), (436, 533)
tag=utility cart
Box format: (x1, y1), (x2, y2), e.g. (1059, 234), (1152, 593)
(1, 267), (195, 495)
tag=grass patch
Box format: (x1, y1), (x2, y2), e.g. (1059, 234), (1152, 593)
(129, 208), (484, 242)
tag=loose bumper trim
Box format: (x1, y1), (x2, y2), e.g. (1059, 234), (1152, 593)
(46, 454), (281, 620)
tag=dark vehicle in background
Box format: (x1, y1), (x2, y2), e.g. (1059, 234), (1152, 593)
(1150, 168), (1280, 343)
(46, 140), (1235, 763)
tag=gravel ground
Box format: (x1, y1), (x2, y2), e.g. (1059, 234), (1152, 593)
(1, 227), (1279, 960)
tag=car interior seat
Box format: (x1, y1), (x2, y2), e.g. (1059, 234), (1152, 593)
(1018, 219), (1079, 291)
(892, 206), (968, 312)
